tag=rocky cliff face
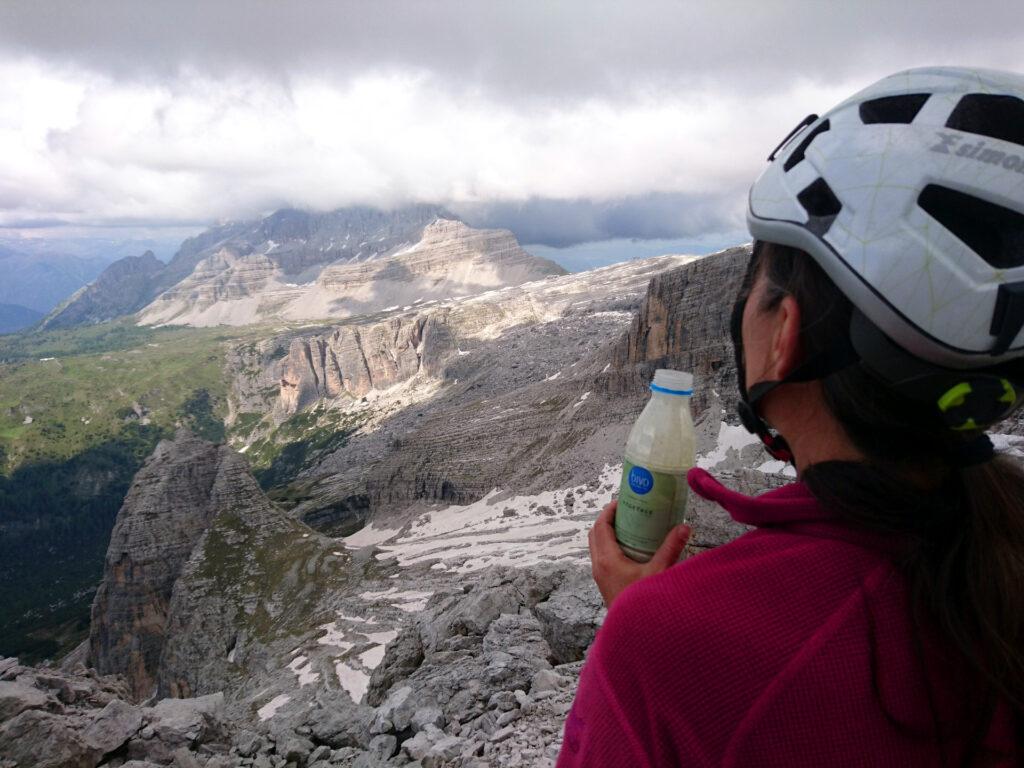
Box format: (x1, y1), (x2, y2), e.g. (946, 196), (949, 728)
(89, 432), (225, 700)
(28, 417), (616, 767)
(139, 217), (566, 327)
(225, 254), (701, 532)
(345, 245), (760, 546)
(88, 430), (349, 703)
(275, 312), (456, 415)
(157, 448), (349, 701)
(604, 244), (751, 418)
(42, 251), (166, 329)
(46, 205), (454, 330)
(311, 219), (565, 314)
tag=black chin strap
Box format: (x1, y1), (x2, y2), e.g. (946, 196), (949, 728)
(735, 318), (861, 464)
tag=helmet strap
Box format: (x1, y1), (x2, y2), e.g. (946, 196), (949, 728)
(731, 292), (860, 464)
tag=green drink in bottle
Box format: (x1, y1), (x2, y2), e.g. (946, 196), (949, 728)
(615, 369), (695, 562)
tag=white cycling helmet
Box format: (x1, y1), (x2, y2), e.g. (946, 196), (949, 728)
(748, 66), (1024, 373)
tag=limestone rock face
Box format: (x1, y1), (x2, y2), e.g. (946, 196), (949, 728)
(605, 244), (752, 420)
(45, 205), (458, 330)
(311, 218), (565, 318)
(137, 210), (566, 327)
(156, 452), (348, 700)
(275, 311), (455, 414)
(88, 431), (225, 700)
(235, 253), (700, 529)
(88, 429), (348, 702)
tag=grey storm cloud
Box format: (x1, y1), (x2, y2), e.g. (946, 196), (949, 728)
(1, 1), (1024, 248)
(3, 1), (1024, 98)
(452, 193), (741, 248)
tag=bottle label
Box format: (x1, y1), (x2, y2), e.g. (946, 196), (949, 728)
(615, 459), (689, 556)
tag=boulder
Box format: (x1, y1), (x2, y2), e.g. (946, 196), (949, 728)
(0, 709), (98, 768)
(533, 568), (605, 664)
(367, 733), (398, 761)
(0, 681), (60, 720)
(366, 628), (423, 707)
(410, 706), (444, 733)
(82, 698), (144, 755)
(307, 701), (374, 749)
(128, 693), (225, 764)
(372, 685), (419, 733)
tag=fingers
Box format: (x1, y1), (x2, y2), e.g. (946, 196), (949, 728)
(590, 500), (621, 554)
(646, 524), (692, 572)
(596, 499), (617, 525)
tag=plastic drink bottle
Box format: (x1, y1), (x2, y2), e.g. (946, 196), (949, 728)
(615, 369), (695, 562)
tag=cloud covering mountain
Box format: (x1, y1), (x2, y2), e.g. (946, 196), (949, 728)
(1, 1), (1023, 247)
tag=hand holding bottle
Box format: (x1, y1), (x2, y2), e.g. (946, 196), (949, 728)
(589, 499), (691, 608)
(615, 369), (696, 561)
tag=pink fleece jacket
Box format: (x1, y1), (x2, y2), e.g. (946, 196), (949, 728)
(556, 468), (1018, 767)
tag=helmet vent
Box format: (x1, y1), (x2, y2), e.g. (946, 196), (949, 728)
(783, 119), (830, 172)
(918, 184), (1024, 269)
(797, 178), (842, 235)
(859, 94), (930, 124)
(946, 94), (1024, 148)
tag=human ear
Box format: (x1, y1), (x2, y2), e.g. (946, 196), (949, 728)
(768, 294), (802, 380)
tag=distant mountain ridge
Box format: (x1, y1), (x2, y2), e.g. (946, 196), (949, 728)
(0, 303), (43, 334)
(45, 205), (566, 329)
(0, 245), (116, 314)
(43, 251), (165, 329)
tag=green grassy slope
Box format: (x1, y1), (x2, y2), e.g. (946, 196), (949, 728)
(0, 320), (244, 661)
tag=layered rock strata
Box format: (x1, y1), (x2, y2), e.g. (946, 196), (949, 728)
(227, 253), (702, 534)
(88, 430), (349, 702)
(138, 217), (565, 327)
(89, 432), (225, 700)
(604, 244), (751, 418)
(45, 204), (464, 329)
(280, 247), (753, 534)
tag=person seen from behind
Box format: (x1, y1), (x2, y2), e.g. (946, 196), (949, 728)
(558, 66), (1024, 766)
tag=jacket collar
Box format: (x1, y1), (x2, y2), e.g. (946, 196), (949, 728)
(686, 467), (908, 557)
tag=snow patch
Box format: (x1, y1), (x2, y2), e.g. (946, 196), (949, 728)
(335, 611), (376, 624)
(287, 655), (320, 687)
(757, 460), (798, 478)
(344, 524), (400, 549)
(258, 694), (291, 721)
(697, 422), (761, 469)
(358, 645), (387, 669)
(375, 464), (622, 572)
(364, 630), (398, 646)
(390, 591), (434, 613)
(335, 663), (369, 703)
(317, 622), (355, 652)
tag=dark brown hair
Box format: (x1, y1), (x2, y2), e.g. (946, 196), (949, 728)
(750, 240), (1024, 765)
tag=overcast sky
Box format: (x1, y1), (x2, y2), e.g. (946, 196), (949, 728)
(2, 0), (1024, 251)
